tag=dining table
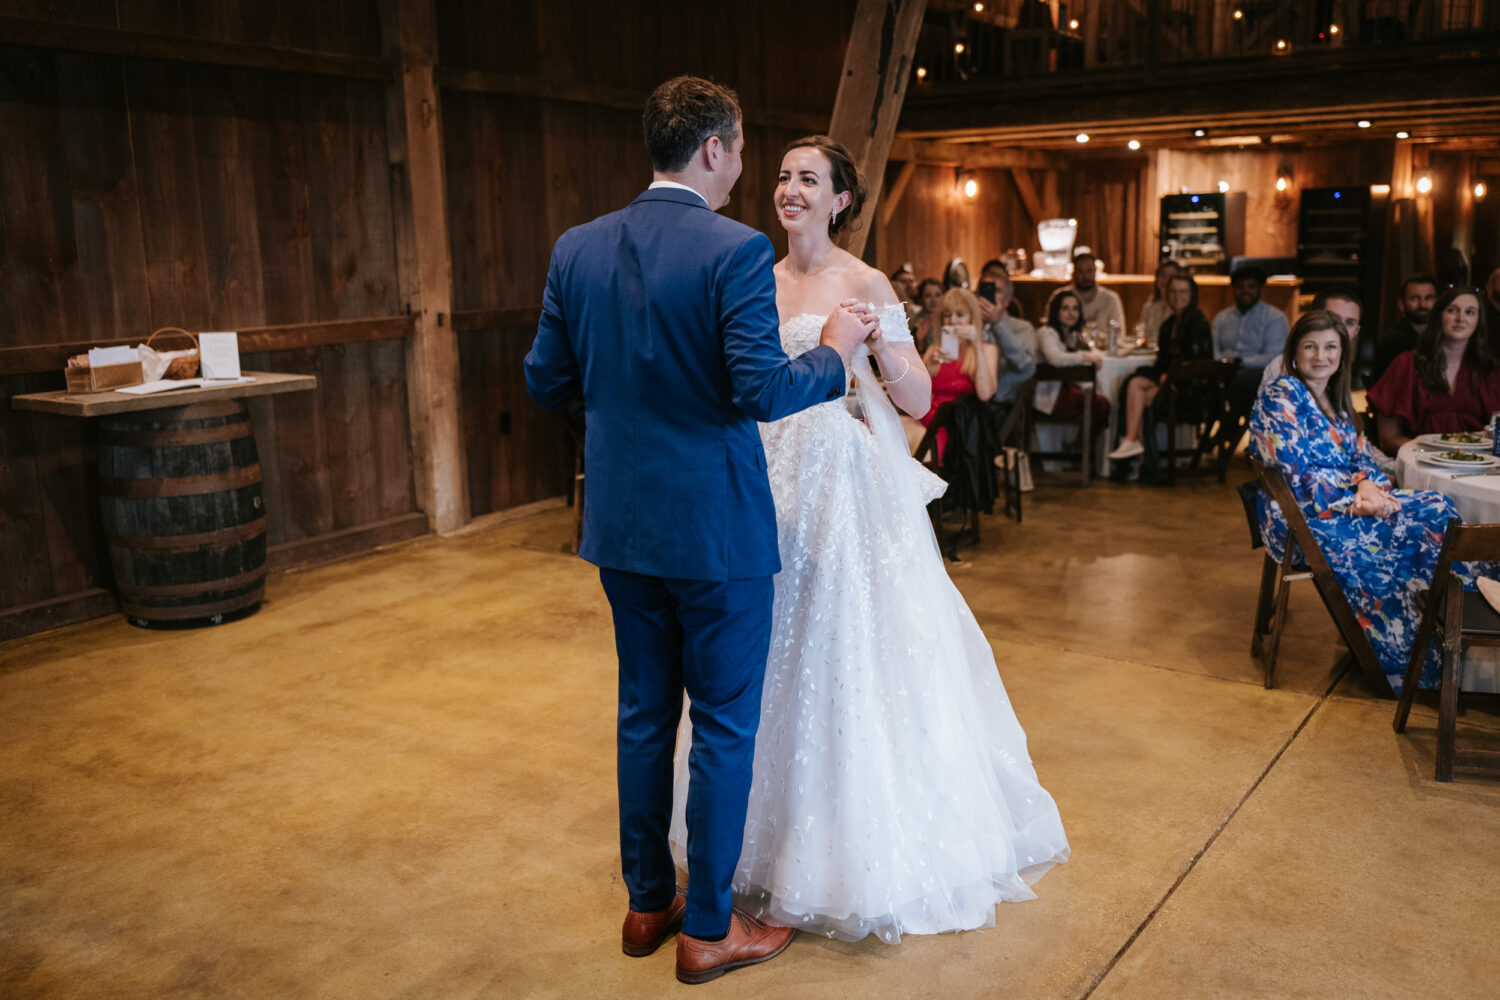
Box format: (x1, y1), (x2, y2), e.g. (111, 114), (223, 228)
(1394, 438), (1500, 524)
(1394, 437), (1500, 692)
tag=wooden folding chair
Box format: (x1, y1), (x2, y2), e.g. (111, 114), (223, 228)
(1248, 459), (1393, 696)
(913, 402), (979, 560)
(1392, 520), (1500, 781)
(1030, 363), (1096, 487)
(991, 378), (1034, 523)
(1160, 358), (1240, 485)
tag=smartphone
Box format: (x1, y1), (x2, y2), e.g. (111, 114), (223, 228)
(977, 280), (998, 303)
(940, 327), (960, 358)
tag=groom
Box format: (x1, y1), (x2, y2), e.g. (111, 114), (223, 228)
(524, 76), (875, 984)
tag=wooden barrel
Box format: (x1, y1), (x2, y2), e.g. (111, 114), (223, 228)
(98, 399), (267, 628)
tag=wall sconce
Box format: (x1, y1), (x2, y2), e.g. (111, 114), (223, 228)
(1217, 180), (1230, 193)
(957, 170), (979, 199)
(1476, 181), (1488, 201)
(1415, 175), (1433, 195)
(1275, 175), (1289, 192)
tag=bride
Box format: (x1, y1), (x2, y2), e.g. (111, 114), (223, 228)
(670, 135), (1069, 943)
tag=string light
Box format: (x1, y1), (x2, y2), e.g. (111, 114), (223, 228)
(1127, 139), (1141, 150)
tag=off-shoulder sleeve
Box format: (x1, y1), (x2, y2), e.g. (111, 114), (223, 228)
(871, 302), (909, 342)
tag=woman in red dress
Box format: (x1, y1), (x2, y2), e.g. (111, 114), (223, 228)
(1368, 288), (1496, 453)
(918, 287), (998, 459)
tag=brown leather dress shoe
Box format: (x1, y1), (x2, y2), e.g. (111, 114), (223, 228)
(675, 908), (795, 985)
(621, 886), (687, 957)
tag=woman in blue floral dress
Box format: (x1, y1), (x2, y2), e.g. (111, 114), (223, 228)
(1250, 310), (1459, 694)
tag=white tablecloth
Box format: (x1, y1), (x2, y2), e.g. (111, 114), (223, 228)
(1394, 441), (1500, 524)
(1393, 440), (1500, 691)
(1034, 353), (1155, 474)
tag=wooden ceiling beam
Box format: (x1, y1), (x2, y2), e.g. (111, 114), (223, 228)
(0, 15), (394, 80)
(887, 137), (1062, 169)
(827, 0), (928, 259)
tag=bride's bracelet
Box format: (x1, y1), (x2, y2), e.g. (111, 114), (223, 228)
(881, 357), (911, 385)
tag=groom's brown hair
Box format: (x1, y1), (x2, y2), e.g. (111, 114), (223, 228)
(643, 76), (742, 174)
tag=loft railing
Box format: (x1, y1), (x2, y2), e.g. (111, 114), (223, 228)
(911, 0), (1496, 86)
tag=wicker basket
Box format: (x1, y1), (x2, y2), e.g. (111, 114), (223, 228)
(145, 327), (200, 379)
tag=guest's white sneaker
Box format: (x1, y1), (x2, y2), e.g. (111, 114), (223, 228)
(1108, 439), (1144, 461)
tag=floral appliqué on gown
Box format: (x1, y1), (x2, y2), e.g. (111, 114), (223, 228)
(669, 305), (1069, 943)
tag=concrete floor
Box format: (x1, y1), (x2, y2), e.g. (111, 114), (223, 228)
(3, 475), (1499, 999)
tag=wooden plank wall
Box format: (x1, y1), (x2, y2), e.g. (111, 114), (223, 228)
(0, 7), (421, 636)
(876, 162), (1033, 287)
(436, 0), (857, 517)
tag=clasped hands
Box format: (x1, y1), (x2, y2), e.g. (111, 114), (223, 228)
(1349, 479), (1399, 518)
(819, 300), (883, 358)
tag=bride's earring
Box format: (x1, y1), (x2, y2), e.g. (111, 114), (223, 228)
(830, 208), (839, 228)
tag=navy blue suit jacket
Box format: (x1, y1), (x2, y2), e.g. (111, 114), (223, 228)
(524, 187), (846, 581)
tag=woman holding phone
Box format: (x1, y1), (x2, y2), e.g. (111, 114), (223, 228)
(918, 286), (999, 459)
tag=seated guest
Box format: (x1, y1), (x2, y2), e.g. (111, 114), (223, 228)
(917, 287), (999, 457)
(910, 277), (945, 347)
(1137, 260), (1180, 350)
(1044, 252), (1125, 335)
(1370, 273), (1437, 385)
(1485, 265), (1500, 353)
(1035, 290), (1110, 424)
(890, 264), (919, 322)
(1366, 287), (1497, 453)
(1213, 264), (1289, 423)
(975, 265), (1037, 420)
(1108, 273), (1213, 462)
(1250, 310), (1462, 695)
(1260, 287), (1362, 390)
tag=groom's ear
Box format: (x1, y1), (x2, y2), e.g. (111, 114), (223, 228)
(702, 134), (723, 169)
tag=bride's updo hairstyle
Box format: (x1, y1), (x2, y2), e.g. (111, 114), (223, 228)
(785, 135), (867, 236)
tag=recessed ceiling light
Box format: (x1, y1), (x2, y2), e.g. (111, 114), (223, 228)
(1396, 130), (1409, 139)
(1075, 133), (1090, 144)
(1127, 139), (1141, 150)
(1357, 120), (1371, 128)
(1193, 129), (1206, 137)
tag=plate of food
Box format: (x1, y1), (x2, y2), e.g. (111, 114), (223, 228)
(1416, 431), (1493, 451)
(1417, 450), (1500, 469)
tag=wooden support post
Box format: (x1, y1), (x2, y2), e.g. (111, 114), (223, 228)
(380, 0), (468, 534)
(1010, 168), (1045, 227)
(827, 0), (928, 259)
(878, 159), (918, 228)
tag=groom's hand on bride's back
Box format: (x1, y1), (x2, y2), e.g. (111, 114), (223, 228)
(820, 306), (881, 360)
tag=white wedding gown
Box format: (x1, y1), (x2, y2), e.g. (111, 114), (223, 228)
(669, 304), (1069, 943)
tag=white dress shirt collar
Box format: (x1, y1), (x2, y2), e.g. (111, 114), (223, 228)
(648, 180), (710, 207)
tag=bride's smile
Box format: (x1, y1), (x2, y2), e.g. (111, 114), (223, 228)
(775, 146), (848, 232)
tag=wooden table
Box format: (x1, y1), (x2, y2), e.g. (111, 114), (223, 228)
(13, 373), (316, 628)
